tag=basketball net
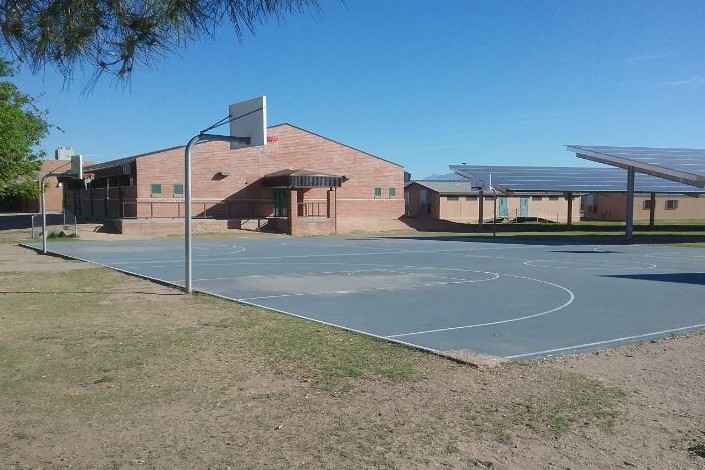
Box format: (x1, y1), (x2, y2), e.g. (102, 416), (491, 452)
(260, 135), (280, 154)
(83, 173), (95, 189)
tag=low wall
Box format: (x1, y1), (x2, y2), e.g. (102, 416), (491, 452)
(290, 217), (336, 236)
(115, 218), (279, 235)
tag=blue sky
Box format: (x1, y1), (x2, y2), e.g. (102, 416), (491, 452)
(11, 0), (705, 179)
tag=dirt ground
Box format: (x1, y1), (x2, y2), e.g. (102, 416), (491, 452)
(1, 233), (704, 469)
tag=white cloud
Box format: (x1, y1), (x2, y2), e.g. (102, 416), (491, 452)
(665, 75), (705, 88)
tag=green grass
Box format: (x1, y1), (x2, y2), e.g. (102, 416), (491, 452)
(193, 294), (428, 389)
(375, 221), (705, 247)
(690, 443), (705, 458)
(0, 261), (632, 468)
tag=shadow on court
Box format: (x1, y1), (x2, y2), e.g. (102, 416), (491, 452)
(603, 273), (705, 286)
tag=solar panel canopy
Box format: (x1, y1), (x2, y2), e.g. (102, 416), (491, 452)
(407, 180), (478, 195)
(568, 145), (705, 188)
(449, 165), (705, 195)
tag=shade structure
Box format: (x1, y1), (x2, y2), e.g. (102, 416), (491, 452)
(567, 145), (705, 188)
(449, 165), (705, 195)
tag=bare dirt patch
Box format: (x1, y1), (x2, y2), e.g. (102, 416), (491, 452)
(0, 243), (704, 469)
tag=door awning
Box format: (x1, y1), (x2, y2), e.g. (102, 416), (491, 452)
(263, 169), (344, 188)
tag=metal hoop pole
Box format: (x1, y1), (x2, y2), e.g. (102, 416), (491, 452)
(184, 135), (201, 294)
(40, 173), (51, 253)
(184, 133), (250, 294)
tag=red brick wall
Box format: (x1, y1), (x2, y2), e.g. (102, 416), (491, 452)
(132, 124), (405, 233)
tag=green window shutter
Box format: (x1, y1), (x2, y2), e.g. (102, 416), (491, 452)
(173, 183), (184, 196)
(388, 187), (396, 198)
(150, 183), (162, 195)
(374, 187), (382, 198)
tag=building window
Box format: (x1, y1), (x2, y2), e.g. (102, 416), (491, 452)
(447, 196), (459, 201)
(150, 183), (162, 196)
(548, 196), (559, 201)
(532, 196), (543, 201)
(173, 183), (184, 197)
(665, 199), (678, 210)
(642, 200), (653, 210)
(388, 187), (396, 198)
(374, 187), (382, 198)
(466, 196), (477, 201)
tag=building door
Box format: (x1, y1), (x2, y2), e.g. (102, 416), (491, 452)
(498, 196), (507, 217)
(419, 189), (429, 217)
(519, 197), (529, 217)
(273, 188), (288, 217)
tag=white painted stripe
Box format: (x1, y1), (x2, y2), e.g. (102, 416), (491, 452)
(524, 259), (657, 270)
(105, 244), (530, 266)
(386, 274), (575, 338)
(238, 273), (501, 301)
(506, 323), (705, 359)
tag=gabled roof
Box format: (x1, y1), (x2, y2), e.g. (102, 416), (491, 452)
(84, 123), (404, 172)
(271, 123), (403, 168)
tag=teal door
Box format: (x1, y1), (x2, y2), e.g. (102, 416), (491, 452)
(273, 189), (288, 217)
(498, 197), (507, 217)
(520, 197), (529, 217)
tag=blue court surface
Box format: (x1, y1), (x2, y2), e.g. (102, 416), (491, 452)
(28, 236), (705, 360)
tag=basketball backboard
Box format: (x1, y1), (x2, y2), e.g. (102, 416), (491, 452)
(70, 154), (83, 179)
(229, 96), (267, 149)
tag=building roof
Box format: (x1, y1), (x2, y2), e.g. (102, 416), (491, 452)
(407, 180), (479, 195)
(567, 145), (705, 188)
(84, 123), (404, 174)
(449, 164), (705, 195)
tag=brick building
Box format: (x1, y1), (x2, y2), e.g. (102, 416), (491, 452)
(582, 192), (705, 222)
(405, 181), (579, 224)
(64, 124), (406, 235)
(0, 160), (73, 213)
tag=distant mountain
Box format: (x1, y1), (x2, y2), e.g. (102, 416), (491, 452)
(422, 172), (465, 181)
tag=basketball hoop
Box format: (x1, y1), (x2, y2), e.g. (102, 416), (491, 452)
(83, 172), (95, 189)
(262, 135), (280, 154)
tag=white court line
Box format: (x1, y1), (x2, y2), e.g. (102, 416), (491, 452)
(193, 268), (468, 283)
(237, 272), (502, 301)
(506, 323), (705, 359)
(646, 252), (705, 260)
(102, 244), (531, 267)
(523, 259), (657, 270)
(465, 254), (529, 261)
(386, 273), (575, 338)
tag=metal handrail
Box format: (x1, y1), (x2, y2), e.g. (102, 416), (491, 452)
(298, 202), (327, 218)
(32, 210), (77, 238)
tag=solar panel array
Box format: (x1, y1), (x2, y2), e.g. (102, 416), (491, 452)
(449, 165), (705, 194)
(408, 180), (479, 195)
(568, 145), (705, 188)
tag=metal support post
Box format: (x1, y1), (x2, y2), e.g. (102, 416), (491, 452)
(489, 174), (497, 237)
(41, 174), (48, 254)
(184, 133), (249, 294)
(625, 167), (635, 240)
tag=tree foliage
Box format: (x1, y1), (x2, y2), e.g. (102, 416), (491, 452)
(0, 0), (319, 82)
(0, 58), (48, 198)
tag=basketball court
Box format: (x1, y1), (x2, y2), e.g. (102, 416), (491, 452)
(32, 100), (705, 360)
(26, 236), (705, 360)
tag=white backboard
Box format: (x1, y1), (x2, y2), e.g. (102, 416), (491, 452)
(70, 154), (83, 179)
(229, 96), (267, 149)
